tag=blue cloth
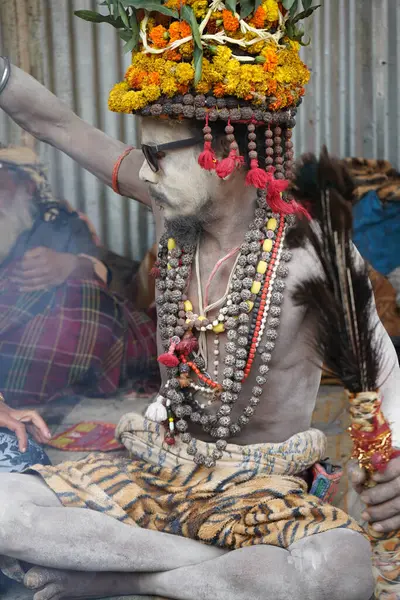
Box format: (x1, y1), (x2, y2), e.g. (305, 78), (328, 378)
(353, 191), (400, 276)
(0, 429), (51, 473)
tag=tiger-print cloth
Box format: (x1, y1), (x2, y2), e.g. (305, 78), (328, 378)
(344, 157), (400, 203)
(31, 414), (362, 550)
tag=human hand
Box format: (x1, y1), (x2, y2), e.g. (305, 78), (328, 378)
(350, 456), (400, 533)
(13, 247), (78, 291)
(0, 399), (51, 452)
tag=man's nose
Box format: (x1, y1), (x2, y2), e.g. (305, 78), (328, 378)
(139, 159), (159, 184)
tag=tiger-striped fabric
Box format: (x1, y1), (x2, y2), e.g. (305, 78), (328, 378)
(344, 157), (400, 203)
(31, 414), (362, 550)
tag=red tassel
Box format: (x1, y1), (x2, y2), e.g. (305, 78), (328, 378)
(198, 141), (217, 171)
(266, 172), (312, 218)
(158, 337), (180, 367)
(246, 159), (268, 189)
(216, 149), (244, 179)
(158, 353), (179, 367)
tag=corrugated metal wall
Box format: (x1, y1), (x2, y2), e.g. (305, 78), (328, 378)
(1, 0), (399, 260)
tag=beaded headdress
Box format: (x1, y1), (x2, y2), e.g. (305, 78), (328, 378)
(77, 1), (319, 194)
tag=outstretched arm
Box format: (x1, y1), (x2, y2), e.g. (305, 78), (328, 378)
(0, 59), (150, 206)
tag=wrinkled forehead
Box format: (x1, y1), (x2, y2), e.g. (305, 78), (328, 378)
(140, 117), (195, 145)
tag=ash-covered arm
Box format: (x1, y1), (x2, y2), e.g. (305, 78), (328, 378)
(0, 59), (150, 206)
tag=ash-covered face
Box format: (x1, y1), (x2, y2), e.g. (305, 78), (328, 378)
(139, 118), (217, 222)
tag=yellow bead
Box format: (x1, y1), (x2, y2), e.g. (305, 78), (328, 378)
(184, 300), (193, 312)
(167, 264), (172, 270)
(267, 218), (277, 232)
(246, 301), (254, 312)
(167, 238), (176, 251)
(198, 316), (206, 322)
(251, 281), (261, 294)
(257, 261), (267, 275)
(213, 323), (225, 334)
(263, 239), (273, 253)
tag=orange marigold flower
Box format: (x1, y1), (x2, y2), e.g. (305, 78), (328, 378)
(263, 50), (279, 73)
(164, 49), (182, 62)
(149, 25), (168, 48)
(222, 9), (240, 32)
(148, 72), (161, 86)
(251, 6), (266, 28)
(177, 84), (189, 95)
(128, 69), (147, 89)
(213, 82), (226, 98)
(169, 21), (192, 43)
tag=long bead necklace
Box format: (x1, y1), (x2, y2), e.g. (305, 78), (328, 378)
(149, 190), (295, 467)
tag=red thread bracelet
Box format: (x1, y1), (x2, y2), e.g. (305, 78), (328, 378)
(112, 146), (134, 195)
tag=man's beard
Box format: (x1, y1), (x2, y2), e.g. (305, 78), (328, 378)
(163, 196), (214, 247)
(0, 189), (35, 263)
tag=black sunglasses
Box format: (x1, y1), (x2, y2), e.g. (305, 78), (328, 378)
(141, 136), (203, 173)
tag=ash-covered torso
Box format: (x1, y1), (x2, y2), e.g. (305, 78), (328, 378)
(153, 202), (321, 453)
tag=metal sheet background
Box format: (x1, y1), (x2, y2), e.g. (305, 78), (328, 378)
(1, 0), (399, 260)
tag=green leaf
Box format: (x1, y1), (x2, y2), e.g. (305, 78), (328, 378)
(119, 1), (178, 18)
(193, 44), (203, 86)
(282, 0), (297, 9)
(255, 0), (263, 9)
(74, 10), (116, 24)
(289, 0), (299, 16)
(292, 5), (320, 23)
(117, 2), (130, 27)
(129, 11), (140, 48)
(301, 0), (313, 9)
(240, 0), (255, 19)
(225, 0), (237, 13)
(123, 35), (138, 53)
(181, 5), (202, 48)
(119, 30), (132, 41)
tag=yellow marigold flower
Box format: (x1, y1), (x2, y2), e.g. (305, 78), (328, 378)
(192, 0), (208, 19)
(175, 63), (195, 84)
(164, 0), (187, 9)
(161, 76), (179, 96)
(143, 84), (162, 102)
(195, 80), (211, 94)
(180, 41), (194, 58)
(262, 0), (279, 22)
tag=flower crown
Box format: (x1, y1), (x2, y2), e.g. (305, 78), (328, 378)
(76, 1), (318, 117)
(76, 1), (318, 197)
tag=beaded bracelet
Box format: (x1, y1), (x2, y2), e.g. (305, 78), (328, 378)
(0, 57), (11, 95)
(112, 146), (134, 195)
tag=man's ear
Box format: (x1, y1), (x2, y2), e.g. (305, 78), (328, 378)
(214, 134), (229, 159)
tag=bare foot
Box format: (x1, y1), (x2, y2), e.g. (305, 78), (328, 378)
(24, 566), (141, 600)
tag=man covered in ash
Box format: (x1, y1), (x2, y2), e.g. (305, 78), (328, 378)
(0, 2), (399, 599)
